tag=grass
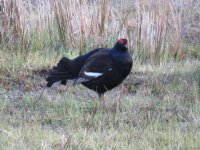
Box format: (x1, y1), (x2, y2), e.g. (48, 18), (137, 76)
(1, 0), (200, 62)
(0, 0), (200, 149)
(0, 49), (200, 149)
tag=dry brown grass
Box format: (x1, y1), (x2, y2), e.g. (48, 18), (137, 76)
(0, 0), (199, 62)
(0, 1), (200, 149)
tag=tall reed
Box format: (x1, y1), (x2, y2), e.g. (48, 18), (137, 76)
(0, 0), (199, 62)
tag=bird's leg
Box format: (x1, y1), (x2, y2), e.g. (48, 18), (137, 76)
(98, 93), (105, 109)
(92, 94), (105, 118)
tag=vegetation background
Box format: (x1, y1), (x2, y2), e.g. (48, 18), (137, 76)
(0, 0), (200, 149)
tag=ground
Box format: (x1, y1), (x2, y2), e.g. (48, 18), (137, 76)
(0, 50), (200, 149)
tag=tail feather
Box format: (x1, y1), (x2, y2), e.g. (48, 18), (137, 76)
(46, 57), (76, 87)
(52, 57), (71, 71)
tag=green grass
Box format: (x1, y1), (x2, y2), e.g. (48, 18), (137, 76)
(1, 0), (200, 149)
(0, 50), (200, 149)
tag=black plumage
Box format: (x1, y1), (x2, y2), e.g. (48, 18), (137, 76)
(47, 39), (133, 100)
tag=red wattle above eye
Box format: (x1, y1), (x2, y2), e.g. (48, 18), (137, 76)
(119, 39), (123, 44)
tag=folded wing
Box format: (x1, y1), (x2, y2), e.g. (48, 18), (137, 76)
(74, 50), (113, 84)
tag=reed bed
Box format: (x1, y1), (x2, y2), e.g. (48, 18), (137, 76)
(0, 0), (199, 62)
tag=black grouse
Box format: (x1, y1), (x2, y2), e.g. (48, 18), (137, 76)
(47, 39), (133, 101)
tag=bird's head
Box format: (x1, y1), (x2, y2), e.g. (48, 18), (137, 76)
(114, 39), (128, 51)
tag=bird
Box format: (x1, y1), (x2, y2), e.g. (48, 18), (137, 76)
(46, 39), (133, 106)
